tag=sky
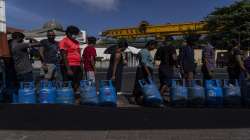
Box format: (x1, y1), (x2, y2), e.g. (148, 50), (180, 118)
(6, 0), (237, 36)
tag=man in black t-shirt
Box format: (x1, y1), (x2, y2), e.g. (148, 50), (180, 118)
(227, 40), (249, 80)
(155, 38), (179, 97)
(179, 40), (196, 80)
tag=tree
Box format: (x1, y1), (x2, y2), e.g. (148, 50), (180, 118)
(205, 0), (250, 49)
(180, 30), (203, 49)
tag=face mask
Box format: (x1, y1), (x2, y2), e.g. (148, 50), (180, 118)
(48, 36), (55, 41)
(71, 35), (77, 40)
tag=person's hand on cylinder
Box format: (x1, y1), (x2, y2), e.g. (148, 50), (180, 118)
(111, 75), (116, 81)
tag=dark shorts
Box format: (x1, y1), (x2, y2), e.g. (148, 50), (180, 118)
(228, 67), (241, 80)
(159, 65), (179, 87)
(63, 66), (82, 88)
(201, 65), (213, 80)
(107, 65), (124, 92)
(183, 63), (196, 74)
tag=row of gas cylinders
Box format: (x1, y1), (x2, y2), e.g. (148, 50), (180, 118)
(139, 78), (245, 107)
(14, 79), (248, 107)
(16, 80), (117, 106)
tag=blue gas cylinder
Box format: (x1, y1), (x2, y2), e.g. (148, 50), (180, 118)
(56, 81), (75, 104)
(80, 80), (98, 105)
(223, 80), (241, 106)
(98, 80), (117, 107)
(39, 81), (56, 104)
(12, 92), (18, 104)
(170, 80), (188, 106)
(139, 77), (163, 106)
(205, 80), (223, 107)
(18, 82), (36, 104)
(187, 80), (206, 106)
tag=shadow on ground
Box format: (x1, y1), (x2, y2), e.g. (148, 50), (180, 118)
(0, 103), (249, 131)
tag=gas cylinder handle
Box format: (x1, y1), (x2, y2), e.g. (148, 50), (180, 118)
(215, 80), (221, 87)
(138, 79), (147, 88)
(171, 80), (177, 87)
(67, 81), (72, 88)
(57, 81), (72, 88)
(80, 80), (85, 87)
(81, 80), (89, 87)
(224, 79), (229, 86)
(40, 80), (52, 88)
(194, 79), (202, 86)
(205, 80), (212, 88)
(100, 80), (112, 87)
(81, 80), (94, 87)
(108, 80), (113, 87)
(235, 80), (239, 86)
(191, 80), (197, 87)
(89, 80), (94, 86)
(88, 80), (92, 86)
(147, 77), (153, 84)
(20, 82), (34, 89)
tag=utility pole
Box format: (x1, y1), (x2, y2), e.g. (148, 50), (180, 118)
(0, 0), (10, 58)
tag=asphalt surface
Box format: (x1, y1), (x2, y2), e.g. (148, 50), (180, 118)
(0, 105), (250, 140)
(1, 104), (250, 130)
(2, 129), (250, 140)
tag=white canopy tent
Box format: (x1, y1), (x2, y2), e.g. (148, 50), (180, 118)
(125, 46), (141, 54)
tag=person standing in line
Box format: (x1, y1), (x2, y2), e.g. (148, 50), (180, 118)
(132, 40), (158, 104)
(155, 37), (179, 99)
(179, 40), (196, 80)
(10, 32), (39, 82)
(201, 42), (216, 80)
(227, 39), (249, 81)
(244, 51), (250, 76)
(39, 30), (60, 81)
(107, 39), (128, 95)
(82, 37), (97, 83)
(59, 26), (82, 93)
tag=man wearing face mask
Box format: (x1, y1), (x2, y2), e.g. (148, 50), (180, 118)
(39, 30), (60, 80)
(59, 26), (82, 93)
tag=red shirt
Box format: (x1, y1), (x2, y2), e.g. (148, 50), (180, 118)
(82, 45), (96, 71)
(59, 37), (81, 66)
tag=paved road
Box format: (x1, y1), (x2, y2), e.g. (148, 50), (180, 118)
(1, 129), (250, 140)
